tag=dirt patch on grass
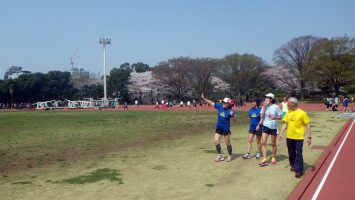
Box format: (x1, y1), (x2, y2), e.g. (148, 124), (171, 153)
(0, 122), (212, 175)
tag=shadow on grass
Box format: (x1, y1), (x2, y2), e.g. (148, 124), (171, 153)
(153, 165), (167, 171)
(230, 153), (244, 161)
(205, 183), (215, 187)
(12, 181), (31, 185)
(62, 168), (123, 184)
(304, 162), (315, 172)
(276, 154), (288, 162)
(203, 149), (216, 154)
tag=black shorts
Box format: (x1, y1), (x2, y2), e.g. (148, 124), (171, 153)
(249, 129), (262, 136)
(215, 128), (231, 135)
(262, 125), (278, 135)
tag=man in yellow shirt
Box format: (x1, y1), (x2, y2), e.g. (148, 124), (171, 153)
(280, 97), (312, 178)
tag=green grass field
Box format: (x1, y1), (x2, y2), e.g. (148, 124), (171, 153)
(0, 110), (347, 200)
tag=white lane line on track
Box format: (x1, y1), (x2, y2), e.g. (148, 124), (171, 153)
(311, 119), (355, 200)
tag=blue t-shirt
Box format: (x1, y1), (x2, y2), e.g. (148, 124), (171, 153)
(249, 107), (262, 131)
(344, 98), (349, 106)
(214, 103), (234, 131)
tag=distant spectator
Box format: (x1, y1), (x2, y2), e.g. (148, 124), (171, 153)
(187, 100), (191, 108)
(192, 99), (197, 108)
(161, 99), (165, 109)
(324, 96), (328, 109)
(332, 96), (339, 111)
(169, 100), (173, 109)
(343, 96), (349, 112)
(155, 101), (160, 109)
(328, 96), (334, 110)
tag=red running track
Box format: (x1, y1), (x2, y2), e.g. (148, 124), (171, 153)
(114, 103), (330, 112)
(288, 118), (355, 200)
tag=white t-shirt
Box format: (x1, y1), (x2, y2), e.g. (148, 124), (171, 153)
(281, 102), (288, 112)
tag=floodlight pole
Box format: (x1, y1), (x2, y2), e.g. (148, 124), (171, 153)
(99, 38), (111, 102)
(9, 83), (14, 109)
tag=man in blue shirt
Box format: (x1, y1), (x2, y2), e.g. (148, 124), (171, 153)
(242, 99), (262, 159)
(201, 93), (236, 162)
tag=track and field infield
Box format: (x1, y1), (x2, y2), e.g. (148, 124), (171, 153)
(0, 110), (348, 200)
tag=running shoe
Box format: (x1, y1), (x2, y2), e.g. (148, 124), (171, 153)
(226, 155), (232, 162)
(255, 152), (261, 159)
(295, 172), (303, 178)
(215, 154), (225, 162)
(259, 159), (269, 167)
(271, 157), (277, 165)
(242, 153), (251, 159)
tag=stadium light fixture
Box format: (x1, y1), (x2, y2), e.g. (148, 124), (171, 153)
(99, 38), (111, 103)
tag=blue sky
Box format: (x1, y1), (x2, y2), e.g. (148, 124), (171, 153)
(1, 0), (354, 79)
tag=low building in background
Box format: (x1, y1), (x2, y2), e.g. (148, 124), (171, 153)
(70, 67), (89, 78)
(4, 66), (31, 80)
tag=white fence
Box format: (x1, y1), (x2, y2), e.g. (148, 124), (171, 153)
(34, 98), (119, 110)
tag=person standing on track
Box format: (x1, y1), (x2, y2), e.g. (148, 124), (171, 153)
(201, 93), (236, 162)
(242, 99), (262, 159)
(161, 99), (165, 109)
(279, 97), (312, 178)
(259, 93), (283, 166)
(343, 96), (349, 112)
(155, 101), (160, 109)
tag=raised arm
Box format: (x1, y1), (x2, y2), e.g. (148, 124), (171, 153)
(201, 93), (215, 106)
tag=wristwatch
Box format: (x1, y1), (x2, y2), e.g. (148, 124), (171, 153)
(307, 137), (312, 139)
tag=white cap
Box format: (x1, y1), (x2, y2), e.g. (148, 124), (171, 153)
(265, 93), (275, 99)
(223, 97), (230, 103)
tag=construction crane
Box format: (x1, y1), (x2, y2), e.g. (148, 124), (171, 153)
(70, 49), (78, 70)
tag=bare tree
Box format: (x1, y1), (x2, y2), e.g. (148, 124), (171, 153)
(185, 58), (218, 97)
(273, 35), (323, 99)
(220, 53), (267, 98)
(264, 67), (298, 96)
(152, 57), (191, 99)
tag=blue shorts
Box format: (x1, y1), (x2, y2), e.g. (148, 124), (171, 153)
(215, 128), (231, 135)
(262, 125), (278, 135)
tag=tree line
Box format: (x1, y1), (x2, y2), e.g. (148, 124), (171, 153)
(0, 35), (354, 105)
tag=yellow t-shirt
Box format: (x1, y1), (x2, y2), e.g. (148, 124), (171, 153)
(283, 108), (310, 140)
